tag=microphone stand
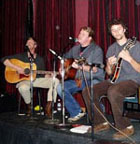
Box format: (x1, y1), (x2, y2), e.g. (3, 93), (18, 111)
(55, 57), (72, 130)
(55, 57), (65, 127)
(89, 67), (94, 141)
(49, 49), (71, 129)
(26, 50), (38, 122)
(29, 55), (34, 117)
(52, 56), (57, 120)
(61, 57), (65, 125)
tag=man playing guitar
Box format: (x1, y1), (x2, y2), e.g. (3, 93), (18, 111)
(83, 19), (140, 139)
(1, 37), (59, 117)
(57, 26), (105, 122)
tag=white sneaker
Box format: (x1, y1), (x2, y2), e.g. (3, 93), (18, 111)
(68, 112), (85, 122)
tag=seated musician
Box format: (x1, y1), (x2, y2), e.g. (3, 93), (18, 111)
(82, 19), (140, 139)
(57, 26), (105, 122)
(1, 37), (59, 117)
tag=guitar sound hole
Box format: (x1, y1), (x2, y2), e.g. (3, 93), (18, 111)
(24, 68), (30, 75)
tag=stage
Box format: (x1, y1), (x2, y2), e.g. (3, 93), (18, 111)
(0, 111), (139, 144)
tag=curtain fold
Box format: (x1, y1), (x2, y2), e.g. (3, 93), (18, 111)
(1, 0), (28, 93)
(88, 0), (140, 55)
(1, 0), (28, 55)
(32, 0), (75, 70)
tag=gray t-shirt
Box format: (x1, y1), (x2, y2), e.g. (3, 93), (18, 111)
(64, 42), (105, 81)
(106, 40), (140, 84)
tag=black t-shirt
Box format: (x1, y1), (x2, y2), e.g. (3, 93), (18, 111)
(1, 52), (46, 78)
(80, 46), (88, 56)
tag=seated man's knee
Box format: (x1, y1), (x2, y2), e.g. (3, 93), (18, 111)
(55, 78), (60, 86)
(107, 87), (119, 102)
(57, 84), (62, 97)
(18, 84), (30, 93)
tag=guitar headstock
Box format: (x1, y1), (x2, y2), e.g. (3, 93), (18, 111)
(76, 57), (86, 65)
(124, 36), (137, 50)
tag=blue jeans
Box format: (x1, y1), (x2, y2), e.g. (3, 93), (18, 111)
(57, 79), (100, 117)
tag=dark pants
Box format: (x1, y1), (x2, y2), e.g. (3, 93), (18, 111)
(82, 80), (139, 129)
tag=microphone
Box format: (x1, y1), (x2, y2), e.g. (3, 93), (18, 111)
(49, 49), (62, 60)
(25, 46), (34, 60)
(88, 63), (104, 69)
(69, 36), (78, 42)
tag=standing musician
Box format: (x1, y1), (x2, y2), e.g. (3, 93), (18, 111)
(82, 19), (140, 139)
(1, 37), (59, 117)
(57, 26), (105, 122)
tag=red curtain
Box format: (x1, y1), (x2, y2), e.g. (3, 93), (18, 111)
(0, 0), (28, 93)
(32, 0), (75, 70)
(1, 0), (28, 55)
(88, 0), (140, 56)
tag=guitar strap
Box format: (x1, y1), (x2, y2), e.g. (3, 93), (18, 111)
(75, 43), (97, 86)
(79, 43), (96, 59)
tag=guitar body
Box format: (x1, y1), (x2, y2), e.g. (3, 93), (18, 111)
(111, 58), (122, 83)
(64, 58), (86, 87)
(64, 58), (77, 80)
(110, 37), (137, 83)
(5, 59), (37, 83)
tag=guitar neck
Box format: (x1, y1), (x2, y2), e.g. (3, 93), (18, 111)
(35, 70), (58, 75)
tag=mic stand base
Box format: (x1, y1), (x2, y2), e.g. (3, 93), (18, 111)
(26, 114), (39, 123)
(55, 123), (72, 130)
(43, 118), (60, 125)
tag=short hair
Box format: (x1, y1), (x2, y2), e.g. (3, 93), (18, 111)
(26, 37), (37, 47)
(27, 37), (37, 43)
(108, 19), (128, 34)
(80, 26), (94, 39)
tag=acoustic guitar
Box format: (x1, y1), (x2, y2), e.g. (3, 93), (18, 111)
(63, 57), (105, 87)
(63, 57), (86, 87)
(64, 57), (86, 79)
(111, 37), (137, 83)
(5, 59), (58, 83)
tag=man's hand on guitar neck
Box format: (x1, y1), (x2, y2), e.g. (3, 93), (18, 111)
(118, 50), (132, 63)
(119, 50), (140, 73)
